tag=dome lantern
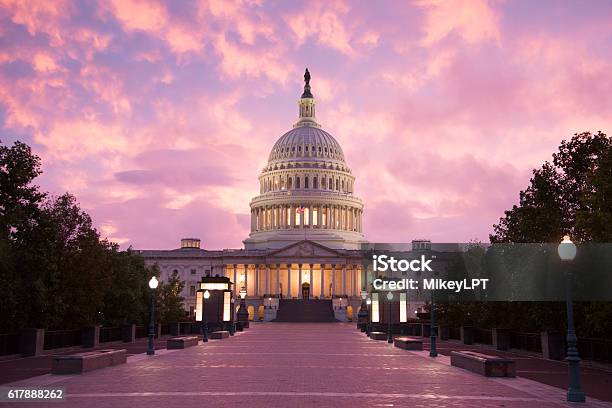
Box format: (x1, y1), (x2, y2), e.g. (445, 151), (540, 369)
(295, 68), (319, 128)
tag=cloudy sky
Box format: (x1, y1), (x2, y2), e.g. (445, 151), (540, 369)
(1, 0), (611, 249)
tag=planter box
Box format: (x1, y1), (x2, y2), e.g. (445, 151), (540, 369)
(450, 351), (515, 377)
(52, 349), (126, 374)
(394, 337), (423, 350)
(210, 331), (229, 340)
(167, 336), (199, 349)
(369, 331), (388, 341)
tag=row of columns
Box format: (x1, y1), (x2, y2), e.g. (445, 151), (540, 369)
(251, 204), (363, 233)
(261, 174), (354, 194)
(227, 263), (361, 299)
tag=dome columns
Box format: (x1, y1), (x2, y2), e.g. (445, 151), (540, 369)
(249, 202), (363, 233)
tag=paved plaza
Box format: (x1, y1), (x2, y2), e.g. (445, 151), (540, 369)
(4, 323), (612, 407)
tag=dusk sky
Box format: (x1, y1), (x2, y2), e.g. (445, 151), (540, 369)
(1, 0), (611, 249)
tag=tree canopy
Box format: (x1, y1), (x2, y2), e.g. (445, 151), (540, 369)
(0, 140), (186, 332)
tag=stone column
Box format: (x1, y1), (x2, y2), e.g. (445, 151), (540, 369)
(342, 265), (347, 295)
(345, 206), (349, 230)
(309, 205), (313, 227)
(290, 205), (295, 228)
(265, 265), (270, 296)
(255, 264), (259, 297)
(331, 265), (336, 297)
(244, 264), (249, 296)
(233, 264), (237, 294)
(353, 265), (357, 296)
(298, 264), (303, 297)
(276, 265), (280, 296)
(287, 265), (292, 298)
(309, 264), (313, 299)
(317, 204), (323, 228)
(320, 264), (325, 298)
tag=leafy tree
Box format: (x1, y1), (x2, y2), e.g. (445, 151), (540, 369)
(156, 271), (186, 323)
(0, 140), (185, 333)
(484, 131), (612, 335)
(491, 131), (611, 243)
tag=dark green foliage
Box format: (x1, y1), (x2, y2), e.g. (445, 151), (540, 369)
(440, 132), (612, 335)
(0, 140), (186, 332)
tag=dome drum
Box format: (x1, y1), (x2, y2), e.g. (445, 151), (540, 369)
(243, 69), (366, 250)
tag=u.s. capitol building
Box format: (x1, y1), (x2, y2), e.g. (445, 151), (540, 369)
(139, 70), (438, 320)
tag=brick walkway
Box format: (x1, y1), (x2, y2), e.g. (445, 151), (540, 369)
(4, 323), (612, 407)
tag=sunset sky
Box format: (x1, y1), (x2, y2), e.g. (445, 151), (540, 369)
(1, 0), (611, 249)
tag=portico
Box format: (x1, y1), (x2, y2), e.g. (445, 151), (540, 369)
(223, 241), (364, 300)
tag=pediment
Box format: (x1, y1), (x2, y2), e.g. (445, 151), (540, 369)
(268, 240), (343, 259)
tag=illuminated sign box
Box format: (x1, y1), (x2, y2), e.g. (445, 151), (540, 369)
(196, 276), (234, 327)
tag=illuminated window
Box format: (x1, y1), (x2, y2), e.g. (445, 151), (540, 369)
(304, 207), (310, 225)
(322, 208), (327, 226)
(313, 208), (318, 226)
(286, 208), (291, 226)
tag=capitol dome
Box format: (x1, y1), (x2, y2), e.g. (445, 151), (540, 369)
(244, 69), (366, 250)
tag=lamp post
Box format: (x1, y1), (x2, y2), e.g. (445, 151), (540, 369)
(365, 297), (372, 336)
(237, 287), (249, 329)
(201, 290), (210, 342)
(430, 282), (438, 357)
(558, 235), (586, 403)
(386, 291), (394, 343)
(358, 290), (369, 332)
(147, 276), (158, 356)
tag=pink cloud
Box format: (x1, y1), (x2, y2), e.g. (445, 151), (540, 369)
(0, 0), (611, 250)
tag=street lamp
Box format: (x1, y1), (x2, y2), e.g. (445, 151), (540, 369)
(237, 287), (249, 329)
(386, 291), (393, 343)
(202, 290), (210, 342)
(430, 276), (438, 358)
(358, 290), (369, 332)
(365, 297), (372, 336)
(147, 276), (158, 356)
(558, 235), (585, 403)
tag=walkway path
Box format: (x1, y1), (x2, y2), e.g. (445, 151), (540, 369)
(4, 323), (612, 407)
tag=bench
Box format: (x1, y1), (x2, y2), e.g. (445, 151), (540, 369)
(369, 332), (388, 341)
(450, 351), (515, 377)
(394, 337), (423, 350)
(210, 331), (229, 340)
(167, 336), (199, 349)
(52, 349), (127, 374)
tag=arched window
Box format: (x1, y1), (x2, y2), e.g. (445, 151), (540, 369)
(313, 176), (318, 189)
(341, 180), (345, 192)
(288, 177), (293, 189)
(329, 178), (333, 190)
(296, 177), (301, 189)
(305, 176), (309, 189)
(336, 179), (339, 191)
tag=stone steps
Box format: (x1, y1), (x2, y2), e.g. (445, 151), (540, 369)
(274, 299), (336, 322)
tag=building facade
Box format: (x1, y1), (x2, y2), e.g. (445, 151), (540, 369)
(139, 70), (369, 319)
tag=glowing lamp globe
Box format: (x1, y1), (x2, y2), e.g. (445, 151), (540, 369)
(148, 276), (159, 289)
(203, 290), (210, 300)
(240, 288), (247, 299)
(558, 235), (577, 261)
(386, 291), (393, 300)
(366, 298), (371, 305)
